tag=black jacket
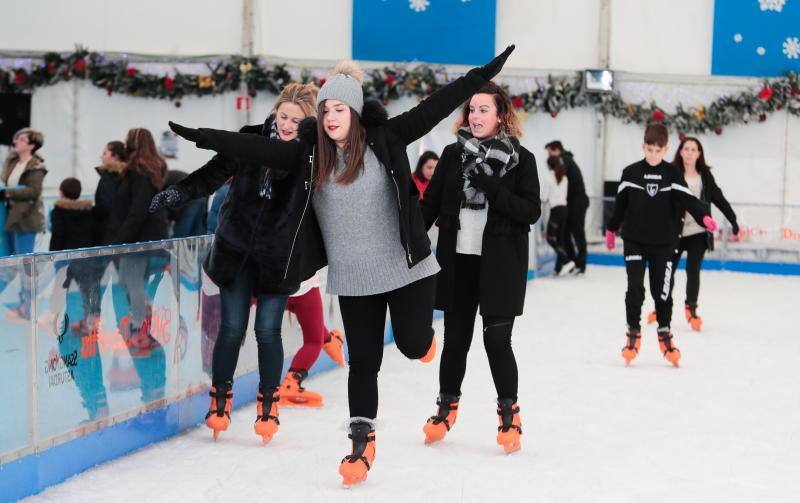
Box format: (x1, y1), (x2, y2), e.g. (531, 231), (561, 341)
(49, 199), (96, 251)
(103, 169), (168, 246)
(607, 160), (709, 247)
(422, 142), (541, 317)
(682, 169), (738, 251)
(176, 117), (324, 295)
(187, 71), (492, 283)
(94, 160), (126, 243)
(562, 151), (589, 208)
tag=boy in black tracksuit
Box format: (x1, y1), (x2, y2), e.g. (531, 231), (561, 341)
(605, 124), (716, 367)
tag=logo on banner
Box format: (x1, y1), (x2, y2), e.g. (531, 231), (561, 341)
(647, 183), (659, 197)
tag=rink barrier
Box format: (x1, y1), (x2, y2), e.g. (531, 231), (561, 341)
(0, 236), (366, 502)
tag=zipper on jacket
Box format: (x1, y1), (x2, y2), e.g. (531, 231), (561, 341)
(284, 146), (315, 280)
(371, 140), (413, 265)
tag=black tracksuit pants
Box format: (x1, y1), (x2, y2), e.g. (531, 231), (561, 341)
(439, 254), (518, 401)
(669, 233), (708, 308)
(338, 275), (436, 420)
(624, 241), (674, 330)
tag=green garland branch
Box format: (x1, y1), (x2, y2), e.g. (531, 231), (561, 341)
(1, 47), (799, 136)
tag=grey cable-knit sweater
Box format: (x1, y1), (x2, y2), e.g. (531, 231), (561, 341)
(312, 147), (440, 296)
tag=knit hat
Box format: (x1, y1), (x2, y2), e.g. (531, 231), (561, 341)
(316, 61), (364, 115)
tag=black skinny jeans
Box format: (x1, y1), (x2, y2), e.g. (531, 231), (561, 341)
(669, 233), (708, 308)
(623, 241), (675, 330)
(439, 254), (518, 401)
(338, 275), (436, 419)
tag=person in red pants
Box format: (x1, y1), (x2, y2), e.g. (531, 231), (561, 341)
(280, 273), (345, 407)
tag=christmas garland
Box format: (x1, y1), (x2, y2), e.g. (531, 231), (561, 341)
(1, 47), (799, 136)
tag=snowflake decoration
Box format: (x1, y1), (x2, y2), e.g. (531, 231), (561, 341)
(757, 46), (766, 55)
(784, 37), (800, 59)
(409, 0), (430, 12)
(758, 0), (787, 11)
(734, 33), (743, 43)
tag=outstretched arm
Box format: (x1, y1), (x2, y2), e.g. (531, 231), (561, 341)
(386, 45), (515, 145)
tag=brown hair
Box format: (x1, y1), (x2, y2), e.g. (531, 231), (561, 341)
(13, 128), (44, 153)
(546, 156), (566, 183)
(315, 105), (366, 187)
(672, 136), (711, 174)
(270, 82), (319, 119)
(454, 82), (523, 138)
(124, 128), (167, 189)
(60, 177), (82, 200)
(106, 141), (126, 162)
(644, 124), (668, 147)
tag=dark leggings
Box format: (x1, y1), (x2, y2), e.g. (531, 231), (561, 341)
(670, 233), (708, 308)
(439, 254), (518, 401)
(624, 241), (674, 329)
(547, 205), (571, 272)
(212, 264), (288, 389)
(338, 275), (436, 419)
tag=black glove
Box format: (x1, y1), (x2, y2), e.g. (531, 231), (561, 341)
(731, 221), (740, 236)
(168, 121), (209, 148)
(467, 172), (501, 199)
(149, 185), (188, 213)
(470, 44), (515, 81)
(298, 117), (318, 145)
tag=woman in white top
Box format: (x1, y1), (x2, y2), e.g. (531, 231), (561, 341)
(542, 155), (572, 275)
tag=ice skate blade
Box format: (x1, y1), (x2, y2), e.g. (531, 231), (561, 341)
(278, 396), (323, 408)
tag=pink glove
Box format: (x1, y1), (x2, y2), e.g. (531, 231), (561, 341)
(605, 230), (616, 251)
(702, 215), (718, 232)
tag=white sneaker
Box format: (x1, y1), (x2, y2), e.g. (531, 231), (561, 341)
(557, 261), (576, 276)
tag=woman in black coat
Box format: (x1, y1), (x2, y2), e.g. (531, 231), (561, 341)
(659, 137), (738, 331)
(163, 46), (515, 487)
(151, 83), (323, 444)
(420, 82), (540, 454)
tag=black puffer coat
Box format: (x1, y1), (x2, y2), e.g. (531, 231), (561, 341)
(176, 116), (325, 295)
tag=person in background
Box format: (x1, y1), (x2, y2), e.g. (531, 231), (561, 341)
(94, 140), (127, 244)
(3, 128), (47, 256)
(541, 156), (572, 275)
(545, 140), (589, 274)
(412, 151), (439, 200)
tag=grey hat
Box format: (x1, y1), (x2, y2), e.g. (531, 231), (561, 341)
(316, 73), (364, 115)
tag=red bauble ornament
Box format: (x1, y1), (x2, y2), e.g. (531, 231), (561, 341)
(679, 133), (686, 142)
(318, 77), (326, 87)
(550, 111), (558, 118)
(14, 72), (27, 86)
(776, 104), (783, 111)
(385, 74), (395, 86)
(174, 100), (182, 108)
(106, 85), (113, 96)
(382, 98), (389, 105)
(758, 87), (773, 101)
(512, 96), (524, 109)
(163, 77), (175, 91)
(126, 67), (139, 77)
(714, 127), (722, 135)
(759, 114), (767, 122)
(651, 110), (666, 122)
(73, 58), (87, 74)
(46, 62), (57, 74)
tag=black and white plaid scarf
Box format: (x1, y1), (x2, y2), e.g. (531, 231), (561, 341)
(457, 126), (519, 210)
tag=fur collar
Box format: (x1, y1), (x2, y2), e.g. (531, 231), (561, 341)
(54, 198), (93, 211)
(361, 100), (389, 128)
(95, 159), (126, 175)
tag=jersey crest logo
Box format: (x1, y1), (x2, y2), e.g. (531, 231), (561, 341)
(646, 183), (659, 197)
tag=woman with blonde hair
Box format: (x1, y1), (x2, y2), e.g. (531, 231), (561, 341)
(158, 46), (515, 485)
(150, 82), (325, 444)
(420, 81), (540, 454)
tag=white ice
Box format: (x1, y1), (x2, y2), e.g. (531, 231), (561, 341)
(24, 266), (800, 503)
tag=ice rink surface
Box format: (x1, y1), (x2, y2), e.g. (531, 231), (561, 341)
(25, 266), (800, 503)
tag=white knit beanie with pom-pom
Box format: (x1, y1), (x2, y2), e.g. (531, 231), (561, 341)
(316, 60), (364, 115)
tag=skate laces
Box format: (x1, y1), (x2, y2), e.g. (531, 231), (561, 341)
(497, 400), (522, 434)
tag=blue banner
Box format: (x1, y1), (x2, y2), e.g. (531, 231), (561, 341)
(352, 0), (496, 65)
(712, 0), (800, 77)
